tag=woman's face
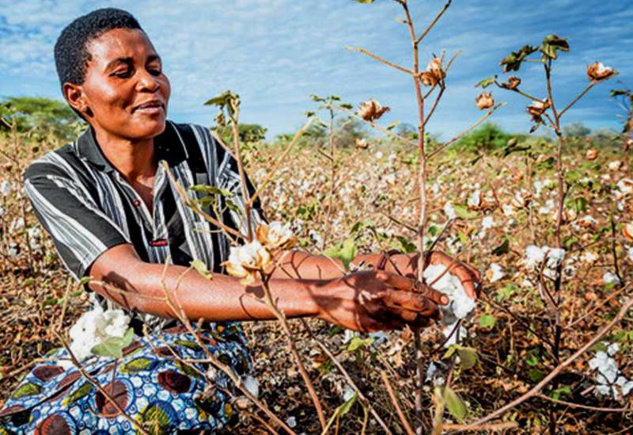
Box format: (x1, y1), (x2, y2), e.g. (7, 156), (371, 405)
(70, 28), (170, 142)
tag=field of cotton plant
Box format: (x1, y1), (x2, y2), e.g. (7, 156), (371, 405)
(1, 0), (633, 432)
(1, 120), (631, 432)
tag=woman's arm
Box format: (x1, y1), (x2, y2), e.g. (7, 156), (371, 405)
(271, 250), (481, 298)
(88, 244), (448, 332)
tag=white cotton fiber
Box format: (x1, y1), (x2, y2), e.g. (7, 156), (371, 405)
(423, 264), (476, 324)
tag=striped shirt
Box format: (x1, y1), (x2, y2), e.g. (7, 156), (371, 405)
(24, 121), (263, 327)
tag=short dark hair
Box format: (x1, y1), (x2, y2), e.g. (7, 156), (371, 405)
(54, 8), (143, 88)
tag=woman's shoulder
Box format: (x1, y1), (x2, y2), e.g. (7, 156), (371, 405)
(23, 142), (84, 183)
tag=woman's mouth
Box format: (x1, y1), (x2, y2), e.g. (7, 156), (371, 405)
(132, 100), (164, 114)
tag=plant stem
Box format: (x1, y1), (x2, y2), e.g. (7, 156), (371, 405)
(260, 275), (327, 430)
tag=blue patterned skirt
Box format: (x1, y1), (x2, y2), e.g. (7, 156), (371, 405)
(0, 323), (251, 434)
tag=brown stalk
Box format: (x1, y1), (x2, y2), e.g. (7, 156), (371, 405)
(380, 371), (415, 435)
(247, 119), (313, 205)
(300, 318), (393, 434)
(452, 298), (633, 432)
(158, 265), (296, 435)
(346, 46), (415, 75)
(259, 274), (327, 430)
(228, 109), (254, 240)
(162, 161), (243, 241)
(536, 393), (632, 413)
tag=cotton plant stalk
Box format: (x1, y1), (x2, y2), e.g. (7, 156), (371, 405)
(351, 1), (502, 431)
(476, 36), (620, 433)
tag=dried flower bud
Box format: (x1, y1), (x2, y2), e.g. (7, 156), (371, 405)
(587, 62), (617, 82)
(357, 99), (390, 122)
(419, 57), (446, 87)
(223, 240), (273, 285)
(355, 138), (369, 150)
(500, 76), (521, 90)
(255, 222), (296, 251)
(527, 99), (551, 122)
(585, 148), (599, 161)
(475, 92), (495, 110)
(623, 222), (633, 243)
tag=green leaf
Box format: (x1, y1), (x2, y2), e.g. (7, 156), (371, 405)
(339, 392), (358, 415)
(395, 235), (417, 254)
(190, 259), (212, 280)
(491, 238), (509, 256)
(541, 35), (569, 60)
(525, 352), (540, 367)
(189, 185), (233, 197)
(457, 347), (479, 371)
(355, 0), (376, 3)
(500, 45), (538, 73)
(453, 204), (477, 219)
(475, 77), (496, 89)
(204, 90), (239, 108)
(590, 342), (608, 353)
(443, 344), (461, 360)
(479, 313), (496, 329)
(386, 121), (402, 131)
(551, 386), (571, 400)
(528, 368), (545, 382)
(91, 328), (135, 359)
(574, 197), (587, 214)
(323, 238), (358, 271)
(444, 387), (467, 422)
(347, 336), (374, 352)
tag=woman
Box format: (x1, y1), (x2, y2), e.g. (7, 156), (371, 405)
(1, 8), (479, 433)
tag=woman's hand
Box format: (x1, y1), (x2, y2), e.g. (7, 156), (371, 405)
(313, 270), (448, 332)
(426, 251), (481, 299)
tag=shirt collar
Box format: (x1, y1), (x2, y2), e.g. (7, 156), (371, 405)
(76, 120), (189, 173)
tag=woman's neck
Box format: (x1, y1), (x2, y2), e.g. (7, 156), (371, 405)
(94, 130), (157, 182)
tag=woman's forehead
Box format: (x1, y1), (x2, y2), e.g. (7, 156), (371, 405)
(86, 28), (158, 65)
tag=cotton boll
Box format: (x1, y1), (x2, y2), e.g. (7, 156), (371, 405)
(103, 309), (131, 338)
(1, 180), (10, 197)
(524, 245), (545, 268)
(423, 264), (475, 323)
(589, 351), (618, 384)
(481, 216), (494, 230)
(616, 376), (633, 397)
(444, 202), (456, 220)
(486, 263), (505, 283)
(603, 272), (621, 285)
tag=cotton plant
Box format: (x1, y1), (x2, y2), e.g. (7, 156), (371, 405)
(588, 343), (633, 400)
(67, 294), (132, 363)
(423, 264), (476, 345)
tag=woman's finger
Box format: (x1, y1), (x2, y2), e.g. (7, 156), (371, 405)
(376, 271), (415, 292)
(416, 283), (449, 306)
(379, 290), (441, 318)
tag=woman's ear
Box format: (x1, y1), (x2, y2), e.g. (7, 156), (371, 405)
(63, 82), (92, 118)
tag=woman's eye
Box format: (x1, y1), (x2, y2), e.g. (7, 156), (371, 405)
(112, 69), (132, 78)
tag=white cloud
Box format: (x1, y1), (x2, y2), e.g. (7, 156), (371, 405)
(0, 0), (630, 138)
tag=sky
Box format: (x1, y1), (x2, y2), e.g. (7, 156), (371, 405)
(0, 0), (631, 140)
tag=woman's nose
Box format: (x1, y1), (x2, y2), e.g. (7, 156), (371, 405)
(136, 69), (160, 92)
